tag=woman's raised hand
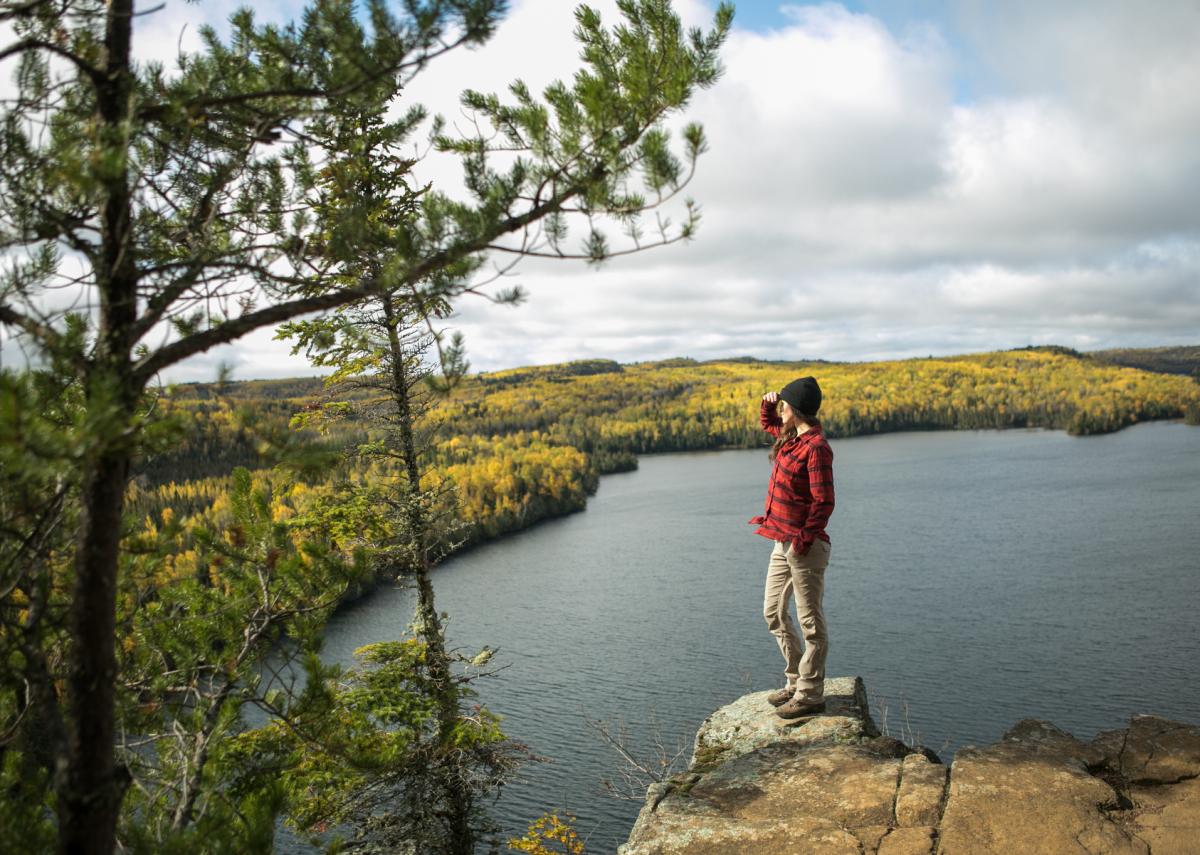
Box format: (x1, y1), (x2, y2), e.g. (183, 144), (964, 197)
(762, 391), (780, 404)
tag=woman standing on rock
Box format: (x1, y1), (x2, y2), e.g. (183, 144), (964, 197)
(751, 376), (835, 719)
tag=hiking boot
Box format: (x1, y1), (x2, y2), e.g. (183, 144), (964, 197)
(775, 694), (826, 719)
(767, 687), (795, 707)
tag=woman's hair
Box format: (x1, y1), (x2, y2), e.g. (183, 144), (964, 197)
(768, 422), (799, 462)
(768, 409), (814, 461)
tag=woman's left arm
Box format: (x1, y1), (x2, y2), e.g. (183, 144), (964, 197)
(794, 443), (835, 554)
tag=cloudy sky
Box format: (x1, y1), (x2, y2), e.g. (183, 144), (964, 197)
(125, 0), (1200, 378)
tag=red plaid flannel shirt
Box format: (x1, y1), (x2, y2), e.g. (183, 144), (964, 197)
(749, 399), (834, 554)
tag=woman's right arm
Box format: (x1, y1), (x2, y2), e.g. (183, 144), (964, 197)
(761, 392), (782, 436)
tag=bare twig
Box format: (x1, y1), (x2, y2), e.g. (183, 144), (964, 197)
(583, 710), (692, 801)
(736, 665), (760, 696)
(939, 723), (953, 756)
(865, 676), (890, 738)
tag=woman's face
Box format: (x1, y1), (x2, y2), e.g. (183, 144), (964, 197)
(779, 400), (799, 427)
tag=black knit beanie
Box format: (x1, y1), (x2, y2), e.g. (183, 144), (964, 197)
(780, 376), (822, 418)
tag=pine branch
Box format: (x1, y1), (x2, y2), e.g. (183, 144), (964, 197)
(136, 31), (482, 123)
(0, 37), (102, 82)
(0, 0), (54, 22)
(0, 303), (63, 351)
(132, 280), (386, 382)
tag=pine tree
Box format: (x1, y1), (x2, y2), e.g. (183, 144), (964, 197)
(276, 79), (532, 855)
(0, 1), (732, 852)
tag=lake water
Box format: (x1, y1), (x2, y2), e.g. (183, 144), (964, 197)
(321, 421), (1200, 853)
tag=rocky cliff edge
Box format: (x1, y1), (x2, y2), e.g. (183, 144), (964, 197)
(619, 677), (1200, 855)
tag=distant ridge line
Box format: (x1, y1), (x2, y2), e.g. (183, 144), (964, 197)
(177, 343), (1200, 390)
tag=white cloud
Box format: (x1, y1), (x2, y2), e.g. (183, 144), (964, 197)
(422, 0), (1200, 370)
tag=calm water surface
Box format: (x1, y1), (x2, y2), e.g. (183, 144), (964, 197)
(322, 422), (1200, 852)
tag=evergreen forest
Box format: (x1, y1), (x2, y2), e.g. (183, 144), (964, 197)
(1091, 345), (1200, 379)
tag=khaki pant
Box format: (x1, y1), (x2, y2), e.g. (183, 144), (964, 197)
(763, 538), (831, 701)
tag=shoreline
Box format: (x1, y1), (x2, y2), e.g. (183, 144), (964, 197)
(337, 417), (1198, 610)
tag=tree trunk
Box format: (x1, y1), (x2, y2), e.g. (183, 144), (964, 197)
(384, 302), (447, 670)
(56, 2), (139, 852)
(382, 300), (473, 855)
(60, 456), (132, 855)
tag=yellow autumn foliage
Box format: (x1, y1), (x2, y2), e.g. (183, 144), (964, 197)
(125, 347), (1199, 581)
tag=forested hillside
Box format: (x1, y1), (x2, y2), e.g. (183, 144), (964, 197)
(1092, 345), (1200, 378)
(131, 347), (1200, 561)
